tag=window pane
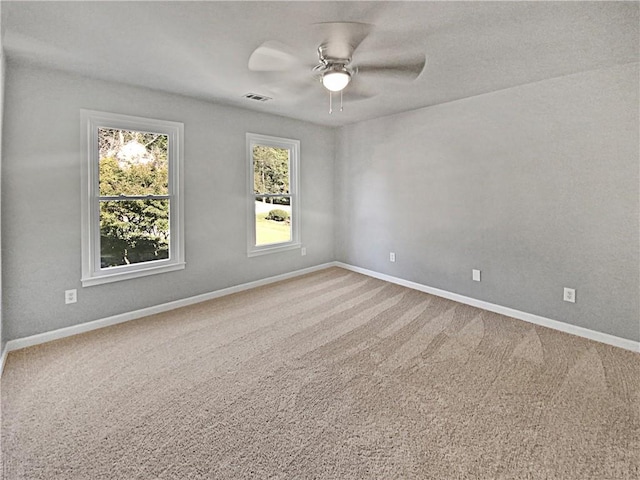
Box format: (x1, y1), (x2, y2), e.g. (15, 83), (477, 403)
(100, 199), (169, 268)
(253, 145), (290, 195)
(255, 196), (291, 246)
(99, 128), (169, 196)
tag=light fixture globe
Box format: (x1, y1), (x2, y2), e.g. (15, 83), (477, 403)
(322, 66), (351, 92)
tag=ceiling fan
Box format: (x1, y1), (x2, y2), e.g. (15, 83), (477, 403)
(248, 22), (427, 113)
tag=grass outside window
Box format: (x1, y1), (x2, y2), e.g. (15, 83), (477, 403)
(255, 211), (291, 245)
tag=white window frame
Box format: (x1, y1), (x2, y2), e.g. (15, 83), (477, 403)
(80, 110), (185, 287)
(246, 133), (300, 257)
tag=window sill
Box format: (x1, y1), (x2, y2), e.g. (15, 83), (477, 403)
(248, 242), (301, 258)
(82, 262), (186, 287)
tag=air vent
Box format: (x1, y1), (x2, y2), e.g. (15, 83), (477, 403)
(242, 93), (272, 102)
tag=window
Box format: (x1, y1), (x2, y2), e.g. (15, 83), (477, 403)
(247, 133), (300, 256)
(81, 110), (184, 286)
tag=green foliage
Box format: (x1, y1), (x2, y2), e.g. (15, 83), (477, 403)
(99, 157), (168, 196)
(99, 128), (168, 165)
(99, 200), (169, 267)
(253, 146), (289, 195)
(271, 197), (291, 205)
(255, 196), (291, 206)
(266, 209), (290, 222)
(98, 128), (170, 268)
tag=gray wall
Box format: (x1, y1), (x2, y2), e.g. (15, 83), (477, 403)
(3, 59), (638, 345)
(0, 48), (4, 352)
(335, 63), (639, 342)
(2, 61), (336, 341)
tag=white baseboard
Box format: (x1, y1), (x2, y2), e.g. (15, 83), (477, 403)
(0, 345), (8, 378)
(2, 262), (337, 366)
(335, 262), (640, 353)
(2, 260), (637, 378)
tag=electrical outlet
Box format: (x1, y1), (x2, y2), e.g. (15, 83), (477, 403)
(301, 247), (307, 256)
(65, 289), (77, 304)
(472, 269), (481, 282)
(389, 252), (396, 262)
(563, 287), (576, 303)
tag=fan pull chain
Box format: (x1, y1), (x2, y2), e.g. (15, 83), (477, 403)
(328, 90), (345, 114)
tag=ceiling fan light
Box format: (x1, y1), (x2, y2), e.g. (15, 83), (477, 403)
(322, 69), (351, 92)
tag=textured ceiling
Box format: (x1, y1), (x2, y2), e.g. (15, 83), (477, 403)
(2, 1), (638, 126)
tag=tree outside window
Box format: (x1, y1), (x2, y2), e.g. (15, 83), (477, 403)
(81, 110), (184, 286)
(247, 133), (300, 256)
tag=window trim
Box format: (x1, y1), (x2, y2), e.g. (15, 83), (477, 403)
(80, 110), (185, 287)
(246, 133), (300, 257)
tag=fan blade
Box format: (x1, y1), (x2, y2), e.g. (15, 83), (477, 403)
(342, 77), (378, 102)
(314, 22), (372, 60)
(356, 55), (427, 82)
(248, 41), (301, 71)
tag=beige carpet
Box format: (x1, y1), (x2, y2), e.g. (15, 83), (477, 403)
(2, 267), (639, 479)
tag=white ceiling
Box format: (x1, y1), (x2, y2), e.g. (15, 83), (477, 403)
(2, 1), (638, 126)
